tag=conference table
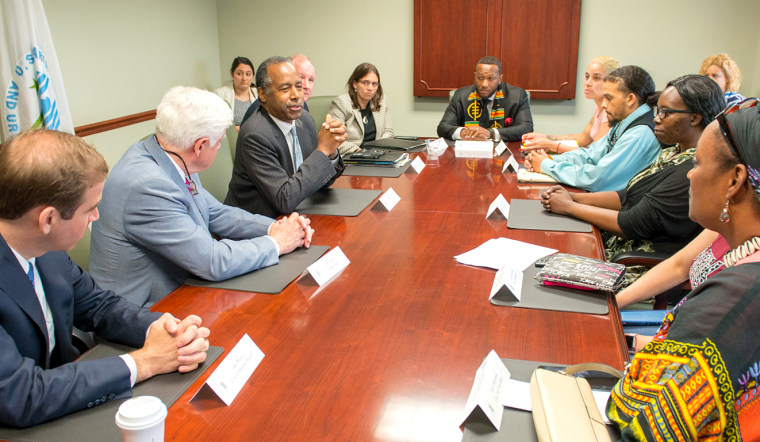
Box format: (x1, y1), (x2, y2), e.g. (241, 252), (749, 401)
(155, 144), (628, 441)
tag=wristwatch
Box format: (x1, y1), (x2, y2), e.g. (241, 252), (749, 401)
(490, 128), (496, 140)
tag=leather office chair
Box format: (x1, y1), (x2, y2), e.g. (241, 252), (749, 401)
(225, 125), (238, 162)
(197, 136), (234, 202)
(305, 95), (336, 126)
(448, 89), (531, 102)
(68, 227), (92, 271)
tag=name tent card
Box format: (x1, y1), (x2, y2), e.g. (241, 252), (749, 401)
(372, 187), (401, 212)
(502, 152), (519, 174)
(303, 246), (350, 286)
(200, 334), (264, 406)
(489, 263), (523, 302)
(486, 194), (510, 220)
(461, 350), (511, 431)
(494, 140), (508, 156)
(408, 156), (426, 174)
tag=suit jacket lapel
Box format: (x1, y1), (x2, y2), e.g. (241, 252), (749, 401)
(261, 109), (295, 175)
(37, 252), (75, 366)
(0, 235), (51, 364)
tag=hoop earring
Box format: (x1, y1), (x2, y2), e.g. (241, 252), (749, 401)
(719, 199), (731, 223)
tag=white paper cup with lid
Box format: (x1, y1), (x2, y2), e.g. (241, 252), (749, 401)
(114, 396), (167, 442)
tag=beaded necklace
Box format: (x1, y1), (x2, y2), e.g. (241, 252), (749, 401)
(722, 236), (760, 267)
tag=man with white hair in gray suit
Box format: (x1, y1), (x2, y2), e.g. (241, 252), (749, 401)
(90, 86), (313, 307)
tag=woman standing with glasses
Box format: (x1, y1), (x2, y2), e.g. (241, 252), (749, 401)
(541, 75), (725, 283)
(607, 100), (760, 441)
(328, 63), (394, 155)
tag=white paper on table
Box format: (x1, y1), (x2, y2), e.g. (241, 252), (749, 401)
(454, 237), (557, 271)
(500, 380), (611, 424)
(501, 379), (532, 411)
(592, 390), (612, 424)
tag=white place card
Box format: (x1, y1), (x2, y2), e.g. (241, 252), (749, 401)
(489, 263), (523, 301)
(202, 334), (264, 406)
(461, 350), (511, 431)
(304, 246), (350, 286)
(430, 137), (449, 154)
(372, 187), (400, 212)
(494, 140), (508, 156)
(408, 156), (426, 174)
(502, 153), (519, 174)
(486, 194), (510, 220)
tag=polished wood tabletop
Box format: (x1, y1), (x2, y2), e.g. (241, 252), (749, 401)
(155, 144), (628, 441)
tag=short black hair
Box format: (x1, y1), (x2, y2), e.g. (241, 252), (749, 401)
(605, 65), (655, 106)
(666, 74), (726, 129)
(476, 56), (502, 75)
(256, 56), (291, 93)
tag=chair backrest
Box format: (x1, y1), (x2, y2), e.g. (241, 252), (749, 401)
(197, 136), (234, 202)
(226, 125), (238, 162)
(68, 226), (92, 271)
(305, 95), (335, 125)
(448, 88), (530, 102)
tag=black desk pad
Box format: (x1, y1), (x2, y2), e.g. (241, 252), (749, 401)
(343, 160), (411, 177)
(185, 245), (329, 293)
(461, 358), (620, 441)
(295, 188), (382, 216)
(507, 199), (593, 233)
(0, 343), (223, 442)
(490, 262), (609, 315)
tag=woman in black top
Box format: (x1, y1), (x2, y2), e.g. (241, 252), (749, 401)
(541, 75), (725, 259)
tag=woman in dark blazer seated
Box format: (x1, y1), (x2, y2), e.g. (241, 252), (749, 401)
(607, 100), (760, 441)
(541, 75), (725, 283)
(328, 63), (394, 155)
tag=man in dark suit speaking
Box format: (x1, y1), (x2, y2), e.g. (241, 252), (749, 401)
(0, 130), (209, 428)
(437, 56), (533, 142)
(225, 56), (347, 218)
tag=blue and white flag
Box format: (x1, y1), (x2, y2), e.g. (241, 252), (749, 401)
(0, 0), (73, 142)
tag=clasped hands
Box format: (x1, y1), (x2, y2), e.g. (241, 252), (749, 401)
(540, 185), (575, 215)
(317, 114), (347, 158)
(131, 313), (210, 383)
(269, 212), (314, 254)
(460, 126), (492, 141)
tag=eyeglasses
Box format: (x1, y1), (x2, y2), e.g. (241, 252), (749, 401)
(359, 80), (379, 88)
(653, 106), (693, 119)
(716, 98), (759, 165)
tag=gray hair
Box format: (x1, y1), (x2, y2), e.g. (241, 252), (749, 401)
(256, 56), (292, 94)
(155, 86), (232, 151)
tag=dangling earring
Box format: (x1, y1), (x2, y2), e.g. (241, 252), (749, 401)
(720, 199), (731, 223)
(353, 88), (357, 93)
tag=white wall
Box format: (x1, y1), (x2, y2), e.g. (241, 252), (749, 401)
(216, 0), (760, 137)
(43, 0), (222, 165)
(39, 0), (760, 153)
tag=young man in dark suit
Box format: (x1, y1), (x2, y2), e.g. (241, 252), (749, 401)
(0, 130), (209, 427)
